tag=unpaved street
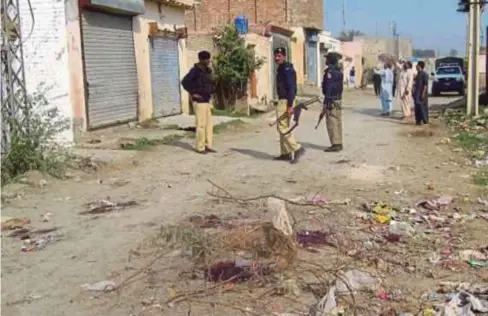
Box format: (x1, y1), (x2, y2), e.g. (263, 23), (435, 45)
(2, 90), (487, 316)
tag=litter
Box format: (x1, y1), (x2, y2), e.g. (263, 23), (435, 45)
(365, 202), (396, 224)
(267, 197), (293, 236)
(205, 259), (272, 282)
(41, 213), (52, 222)
(309, 286), (343, 316)
(1, 217), (31, 231)
(467, 260), (488, 268)
(458, 250), (487, 261)
(435, 291), (488, 315)
(81, 280), (117, 292)
(296, 231), (330, 247)
(335, 269), (379, 294)
(388, 220), (414, 237)
(416, 196), (454, 211)
(80, 199), (138, 215)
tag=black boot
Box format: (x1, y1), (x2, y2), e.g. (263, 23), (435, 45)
(273, 153), (291, 161)
(290, 147), (305, 164)
(324, 144), (343, 152)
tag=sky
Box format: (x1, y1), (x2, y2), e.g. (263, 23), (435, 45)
(324, 0), (488, 56)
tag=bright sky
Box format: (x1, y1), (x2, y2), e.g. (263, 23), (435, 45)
(324, 0), (488, 56)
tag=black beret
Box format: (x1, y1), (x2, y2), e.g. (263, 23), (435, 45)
(198, 50), (211, 60)
(325, 51), (342, 60)
(273, 47), (287, 56)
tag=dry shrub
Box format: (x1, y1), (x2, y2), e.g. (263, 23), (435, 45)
(222, 223), (297, 270)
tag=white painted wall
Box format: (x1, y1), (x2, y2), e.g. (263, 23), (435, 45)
(317, 31), (342, 86)
(20, 0), (73, 142)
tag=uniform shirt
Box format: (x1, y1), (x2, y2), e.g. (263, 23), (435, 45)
(322, 66), (344, 101)
(276, 62), (297, 107)
(181, 64), (214, 103)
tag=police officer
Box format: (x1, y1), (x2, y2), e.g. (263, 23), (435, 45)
(181, 51), (216, 154)
(321, 51), (344, 152)
(273, 47), (305, 164)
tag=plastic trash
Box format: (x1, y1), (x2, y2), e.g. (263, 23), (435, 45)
(388, 220), (415, 237)
(335, 270), (379, 294)
(81, 280), (116, 292)
(267, 197), (293, 236)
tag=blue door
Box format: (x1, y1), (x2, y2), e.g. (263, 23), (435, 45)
(307, 40), (318, 85)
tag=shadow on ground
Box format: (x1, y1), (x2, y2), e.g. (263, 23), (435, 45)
(230, 148), (274, 160)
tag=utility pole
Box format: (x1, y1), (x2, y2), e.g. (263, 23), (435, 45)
(466, 0), (475, 115)
(342, 0), (346, 33)
(392, 21), (399, 60)
(1, 0), (28, 154)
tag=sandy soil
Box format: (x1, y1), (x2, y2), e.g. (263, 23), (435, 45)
(2, 89), (487, 316)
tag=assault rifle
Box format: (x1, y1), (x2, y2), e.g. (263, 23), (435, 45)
(269, 96), (321, 135)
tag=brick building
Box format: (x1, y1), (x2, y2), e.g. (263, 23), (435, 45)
(185, 0), (323, 34)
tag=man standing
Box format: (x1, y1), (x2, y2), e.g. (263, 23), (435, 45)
(321, 52), (344, 152)
(349, 66), (356, 88)
(273, 47), (305, 164)
(181, 51), (216, 154)
(413, 61), (429, 125)
(373, 72), (382, 96)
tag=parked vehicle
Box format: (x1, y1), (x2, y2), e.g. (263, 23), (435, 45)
(431, 65), (466, 96)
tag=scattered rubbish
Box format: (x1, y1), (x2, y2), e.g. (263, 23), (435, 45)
(41, 212), (52, 222)
(365, 202), (396, 224)
(306, 195), (329, 205)
(188, 214), (223, 228)
(458, 250), (487, 261)
(416, 196), (454, 211)
(428, 252), (441, 264)
(267, 197), (293, 236)
(81, 280), (117, 292)
(394, 189), (405, 195)
(205, 259), (271, 282)
(81, 199), (138, 215)
(477, 197), (488, 206)
(296, 231), (330, 247)
(309, 286), (343, 316)
(467, 260), (488, 268)
(1, 217), (31, 231)
(436, 291), (488, 315)
(21, 233), (59, 252)
(388, 220), (414, 237)
(378, 289), (390, 301)
(335, 269), (379, 294)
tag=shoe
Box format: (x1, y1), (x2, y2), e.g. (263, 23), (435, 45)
(290, 147), (305, 164)
(324, 144), (343, 152)
(273, 154), (291, 161)
(196, 149), (207, 154)
(205, 147), (217, 153)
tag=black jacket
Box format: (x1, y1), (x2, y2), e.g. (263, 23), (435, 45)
(276, 62), (297, 107)
(181, 64), (214, 102)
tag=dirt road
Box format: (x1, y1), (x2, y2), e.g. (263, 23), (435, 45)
(2, 90), (485, 316)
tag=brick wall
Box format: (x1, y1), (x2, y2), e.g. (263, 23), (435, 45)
(185, 0), (323, 34)
(20, 0), (73, 142)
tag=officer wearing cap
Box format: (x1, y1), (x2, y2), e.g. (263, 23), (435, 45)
(273, 47), (305, 164)
(181, 50), (216, 154)
(321, 51), (344, 152)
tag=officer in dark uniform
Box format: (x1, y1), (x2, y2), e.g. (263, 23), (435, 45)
(321, 51), (344, 152)
(273, 47), (305, 164)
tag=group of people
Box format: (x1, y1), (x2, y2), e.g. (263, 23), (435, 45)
(373, 60), (430, 125)
(180, 47), (344, 165)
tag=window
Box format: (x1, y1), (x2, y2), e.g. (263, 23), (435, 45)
(436, 67), (461, 75)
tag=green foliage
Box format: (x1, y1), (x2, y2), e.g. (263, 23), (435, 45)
(212, 25), (265, 110)
(1, 87), (71, 184)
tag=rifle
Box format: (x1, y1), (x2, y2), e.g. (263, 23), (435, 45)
(315, 108), (327, 129)
(269, 96), (321, 135)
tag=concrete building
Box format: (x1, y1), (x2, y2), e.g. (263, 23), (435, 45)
(353, 36), (413, 68)
(317, 31), (342, 85)
(19, 0), (194, 143)
(184, 0), (324, 100)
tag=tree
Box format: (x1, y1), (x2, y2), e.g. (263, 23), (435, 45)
(449, 49), (459, 57)
(212, 25), (265, 110)
(338, 29), (365, 42)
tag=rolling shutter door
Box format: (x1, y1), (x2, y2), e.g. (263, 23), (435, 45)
(82, 10), (138, 128)
(149, 35), (182, 117)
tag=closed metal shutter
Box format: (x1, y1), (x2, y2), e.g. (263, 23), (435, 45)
(81, 10), (138, 128)
(149, 35), (182, 117)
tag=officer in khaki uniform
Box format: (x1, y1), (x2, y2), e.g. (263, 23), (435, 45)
(273, 47), (305, 164)
(181, 51), (216, 154)
(321, 52), (344, 152)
